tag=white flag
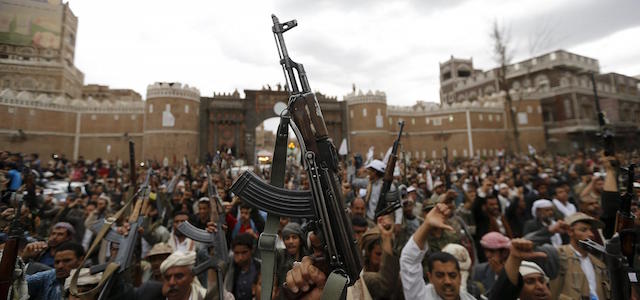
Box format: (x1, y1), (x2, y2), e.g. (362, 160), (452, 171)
(338, 138), (348, 156)
(365, 146), (374, 166)
(382, 146), (393, 164)
(426, 169), (433, 191)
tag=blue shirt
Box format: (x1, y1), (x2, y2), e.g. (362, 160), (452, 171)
(234, 261), (258, 300)
(8, 169), (21, 191)
(26, 269), (61, 300)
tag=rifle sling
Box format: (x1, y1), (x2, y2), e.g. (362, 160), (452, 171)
(69, 189), (139, 300)
(260, 115), (289, 300)
(259, 215), (280, 300)
(322, 272), (348, 300)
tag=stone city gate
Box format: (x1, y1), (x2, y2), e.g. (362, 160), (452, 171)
(199, 88), (348, 165)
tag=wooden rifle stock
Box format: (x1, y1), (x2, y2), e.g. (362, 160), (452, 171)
(375, 121), (405, 218)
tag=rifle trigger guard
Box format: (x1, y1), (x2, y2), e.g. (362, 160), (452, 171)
(258, 233), (279, 252)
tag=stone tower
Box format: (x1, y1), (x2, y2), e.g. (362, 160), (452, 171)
(345, 89), (392, 158)
(143, 82), (201, 163)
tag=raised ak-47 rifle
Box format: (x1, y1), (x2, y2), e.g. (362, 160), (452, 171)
(70, 168), (152, 300)
(0, 192), (24, 299)
(177, 165), (228, 300)
(374, 121), (405, 219)
(231, 14), (362, 299)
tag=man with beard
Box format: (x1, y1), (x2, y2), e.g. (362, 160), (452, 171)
(473, 194), (512, 262)
(145, 242), (173, 282)
(551, 185), (576, 219)
(523, 200), (565, 247)
(169, 210), (196, 252)
(160, 250), (207, 300)
(349, 196), (367, 220)
(25, 241), (84, 300)
(400, 203), (477, 299)
(23, 222), (74, 267)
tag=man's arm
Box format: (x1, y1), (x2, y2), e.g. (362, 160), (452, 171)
(400, 203), (454, 299)
(490, 239), (547, 300)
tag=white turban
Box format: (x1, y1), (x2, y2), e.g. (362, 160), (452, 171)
(160, 250), (197, 274)
(531, 199), (553, 218)
(64, 268), (102, 291)
(442, 243), (471, 292)
(519, 261), (549, 282)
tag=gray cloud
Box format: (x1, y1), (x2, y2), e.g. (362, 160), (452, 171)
(510, 0), (640, 54)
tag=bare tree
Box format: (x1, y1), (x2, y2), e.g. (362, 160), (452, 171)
(491, 19), (521, 154)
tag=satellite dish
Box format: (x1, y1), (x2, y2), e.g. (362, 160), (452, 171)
(273, 102), (287, 116)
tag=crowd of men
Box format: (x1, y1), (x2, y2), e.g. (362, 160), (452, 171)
(1, 148), (639, 300)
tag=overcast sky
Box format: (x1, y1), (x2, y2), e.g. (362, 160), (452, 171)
(71, 0), (640, 108)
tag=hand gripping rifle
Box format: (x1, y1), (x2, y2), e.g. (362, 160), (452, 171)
(374, 121), (405, 219)
(580, 164), (639, 300)
(232, 15), (362, 299)
(70, 168), (152, 300)
(0, 192), (24, 299)
(177, 165), (228, 300)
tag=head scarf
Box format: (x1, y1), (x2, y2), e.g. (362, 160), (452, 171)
(160, 250), (196, 274)
(442, 243), (471, 291)
(531, 199), (553, 218)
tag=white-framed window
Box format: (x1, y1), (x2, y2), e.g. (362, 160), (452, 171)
(425, 117), (430, 124)
(422, 151), (426, 159)
(518, 112), (528, 124)
(489, 149), (493, 156)
(411, 118), (415, 125)
(415, 151), (419, 159)
(8, 107), (15, 114)
(496, 114), (501, 121)
(377, 108), (381, 115)
(388, 117), (393, 125)
(463, 149), (468, 157)
(479, 114), (483, 121)
(29, 109), (35, 116)
(376, 115), (383, 128)
(488, 114), (493, 121)
(131, 114), (137, 120)
(185, 105), (190, 114)
(165, 104), (171, 112)
(362, 108), (367, 117)
(91, 114), (97, 120)
(149, 104), (153, 113)
(482, 149), (487, 156)
(537, 106), (542, 114)
(433, 118), (442, 126)
(527, 105), (533, 113)
(432, 150), (437, 159)
(350, 110), (354, 118)
(449, 115), (454, 122)
(114, 115), (119, 120)
(452, 149), (457, 157)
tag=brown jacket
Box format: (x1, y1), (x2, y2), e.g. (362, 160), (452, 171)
(549, 244), (610, 300)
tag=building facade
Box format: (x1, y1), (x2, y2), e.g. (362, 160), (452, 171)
(2, 1), (638, 163)
(440, 50), (640, 153)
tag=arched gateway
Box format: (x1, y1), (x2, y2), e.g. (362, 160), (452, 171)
(199, 88), (348, 165)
